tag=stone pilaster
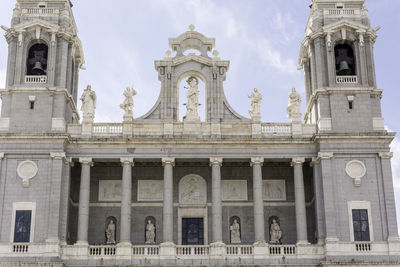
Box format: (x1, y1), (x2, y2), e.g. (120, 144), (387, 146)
(76, 157), (93, 245)
(46, 152), (66, 244)
(210, 157), (224, 250)
(292, 157), (308, 244)
(251, 157), (265, 244)
(59, 157), (73, 245)
(120, 158), (134, 245)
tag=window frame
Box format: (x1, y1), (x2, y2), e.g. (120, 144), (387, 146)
(10, 202), (36, 243)
(347, 201), (374, 242)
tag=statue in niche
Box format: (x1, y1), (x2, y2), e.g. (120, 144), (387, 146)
(145, 220), (156, 243)
(286, 87), (301, 119)
(120, 86), (137, 118)
(230, 219), (241, 243)
(80, 85), (96, 119)
(184, 77), (200, 122)
(105, 220), (116, 244)
(269, 219), (282, 244)
(248, 88), (262, 120)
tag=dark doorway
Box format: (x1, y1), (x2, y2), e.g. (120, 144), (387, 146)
(182, 218), (204, 245)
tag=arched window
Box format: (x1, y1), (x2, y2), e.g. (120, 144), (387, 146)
(144, 216), (156, 244)
(335, 43), (355, 76)
(27, 43), (48, 76)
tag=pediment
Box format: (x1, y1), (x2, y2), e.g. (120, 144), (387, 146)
(169, 31), (215, 50)
(13, 18), (60, 32)
(323, 19), (368, 33)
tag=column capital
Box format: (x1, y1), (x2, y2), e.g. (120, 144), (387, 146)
(318, 152), (334, 160)
(64, 157), (74, 167)
(250, 157), (264, 166)
(379, 152), (393, 159)
(50, 152), (66, 160)
(310, 157), (320, 167)
(0, 152), (4, 160)
(210, 157), (223, 166)
(291, 157), (305, 166)
(79, 157), (93, 166)
(162, 157), (175, 166)
(120, 157), (134, 165)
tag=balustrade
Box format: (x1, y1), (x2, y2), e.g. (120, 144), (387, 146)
(176, 245), (209, 256)
(12, 244), (29, 253)
(89, 245), (116, 256)
(336, 76), (358, 84)
(261, 123), (291, 136)
(269, 245), (296, 256)
(24, 8), (59, 14)
(132, 246), (159, 255)
(92, 123), (123, 135)
(355, 242), (371, 252)
(226, 245), (253, 255)
(324, 8), (360, 16)
(25, 75), (47, 83)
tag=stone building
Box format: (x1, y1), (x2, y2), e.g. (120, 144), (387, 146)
(0, 0), (399, 266)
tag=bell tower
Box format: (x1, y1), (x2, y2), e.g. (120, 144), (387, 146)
(0, 0), (84, 133)
(299, 0), (383, 133)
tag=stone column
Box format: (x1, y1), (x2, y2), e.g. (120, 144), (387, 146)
(162, 157), (175, 244)
(76, 157), (93, 245)
(0, 153), (6, 235)
(59, 157), (73, 245)
(47, 152), (66, 243)
(120, 158), (134, 245)
(210, 157), (223, 244)
(251, 157), (265, 243)
(292, 157), (308, 244)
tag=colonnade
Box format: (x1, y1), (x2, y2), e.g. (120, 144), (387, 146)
(75, 157), (308, 245)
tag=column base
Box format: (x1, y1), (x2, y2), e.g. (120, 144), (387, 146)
(117, 242), (132, 258)
(74, 240), (89, 246)
(296, 240), (310, 245)
(160, 242), (176, 258)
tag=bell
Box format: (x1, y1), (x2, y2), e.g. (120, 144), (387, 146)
(338, 60), (351, 75)
(31, 61), (45, 75)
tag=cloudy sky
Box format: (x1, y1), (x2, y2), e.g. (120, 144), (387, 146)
(0, 0), (400, 231)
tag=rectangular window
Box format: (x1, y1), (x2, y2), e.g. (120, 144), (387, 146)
(13, 210), (32, 243)
(352, 209), (370, 241)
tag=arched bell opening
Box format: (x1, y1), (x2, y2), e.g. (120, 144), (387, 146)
(26, 43), (48, 76)
(334, 43), (355, 76)
(178, 72), (207, 122)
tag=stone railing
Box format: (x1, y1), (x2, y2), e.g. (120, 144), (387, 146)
(336, 75), (358, 84)
(92, 123), (123, 136)
(23, 8), (59, 15)
(66, 121), (316, 138)
(132, 245), (159, 255)
(324, 8), (360, 17)
(176, 245), (209, 256)
(12, 244), (29, 253)
(226, 245), (253, 256)
(269, 244), (296, 256)
(88, 245), (116, 256)
(355, 242), (371, 252)
(25, 75), (47, 84)
(261, 123), (292, 136)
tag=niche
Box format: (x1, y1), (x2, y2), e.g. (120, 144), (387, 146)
(335, 43), (355, 76)
(27, 43), (48, 76)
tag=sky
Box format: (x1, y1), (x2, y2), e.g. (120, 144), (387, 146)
(0, 0), (400, 233)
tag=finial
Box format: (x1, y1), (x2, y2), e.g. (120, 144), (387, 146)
(188, 24), (195, 31)
(165, 50), (172, 58)
(291, 87), (296, 92)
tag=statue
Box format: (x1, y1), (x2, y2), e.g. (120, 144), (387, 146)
(270, 219), (282, 244)
(80, 85), (96, 119)
(248, 88), (262, 120)
(184, 77), (200, 122)
(145, 220), (156, 243)
(120, 86), (137, 118)
(286, 87), (301, 120)
(105, 220), (116, 244)
(230, 219), (241, 243)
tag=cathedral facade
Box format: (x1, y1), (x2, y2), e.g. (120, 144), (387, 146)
(0, 0), (399, 266)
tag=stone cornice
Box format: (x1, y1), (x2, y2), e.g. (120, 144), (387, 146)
(155, 54), (229, 70)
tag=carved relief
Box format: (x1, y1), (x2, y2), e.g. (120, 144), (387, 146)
(17, 160), (38, 187)
(222, 180), (248, 201)
(345, 160), (366, 186)
(262, 180), (286, 201)
(179, 174), (207, 204)
(137, 180), (163, 201)
(98, 180), (122, 201)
